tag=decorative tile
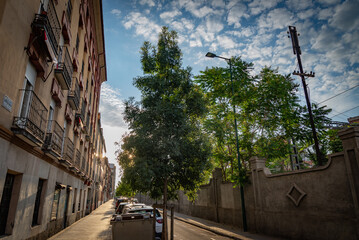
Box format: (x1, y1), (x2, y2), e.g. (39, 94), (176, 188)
(286, 183), (306, 207)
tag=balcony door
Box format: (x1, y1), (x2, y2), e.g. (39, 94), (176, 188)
(19, 62), (36, 118)
(46, 100), (56, 132)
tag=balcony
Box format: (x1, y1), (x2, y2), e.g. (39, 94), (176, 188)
(31, 0), (61, 59)
(55, 46), (73, 90)
(72, 47), (79, 72)
(61, 11), (71, 44)
(86, 16), (91, 37)
(70, 149), (81, 172)
(12, 90), (48, 146)
(76, 99), (86, 125)
(79, 72), (84, 89)
(43, 120), (64, 159)
(65, 104), (73, 124)
(84, 33), (88, 53)
(79, 3), (85, 28)
(60, 137), (74, 167)
(50, 78), (64, 107)
(88, 55), (92, 72)
(68, 78), (80, 110)
(26, 41), (48, 79)
(81, 156), (86, 173)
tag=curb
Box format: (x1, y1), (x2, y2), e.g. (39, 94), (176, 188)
(166, 212), (244, 240)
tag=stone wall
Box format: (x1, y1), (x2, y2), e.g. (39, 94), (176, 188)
(142, 127), (359, 240)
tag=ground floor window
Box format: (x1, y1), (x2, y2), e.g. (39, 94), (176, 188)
(32, 179), (45, 226)
(0, 173), (15, 235)
(50, 188), (61, 221)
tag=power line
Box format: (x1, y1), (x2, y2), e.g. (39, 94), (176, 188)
(318, 84), (359, 105)
(330, 105), (359, 119)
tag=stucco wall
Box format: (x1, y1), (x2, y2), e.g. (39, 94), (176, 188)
(163, 127), (359, 240)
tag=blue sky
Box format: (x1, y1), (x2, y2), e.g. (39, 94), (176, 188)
(99, 0), (359, 183)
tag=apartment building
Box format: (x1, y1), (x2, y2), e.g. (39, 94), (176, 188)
(0, 0), (111, 239)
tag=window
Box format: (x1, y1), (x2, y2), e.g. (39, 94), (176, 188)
(78, 189), (82, 211)
(32, 179), (45, 226)
(76, 34), (79, 52)
(66, 0), (72, 23)
(0, 173), (22, 236)
(81, 60), (84, 74)
(0, 174), (15, 235)
(20, 79), (33, 118)
(72, 188), (77, 213)
(50, 188), (61, 220)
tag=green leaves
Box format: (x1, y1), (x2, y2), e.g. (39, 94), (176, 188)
(196, 57), (333, 182)
(117, 27), (212, 201)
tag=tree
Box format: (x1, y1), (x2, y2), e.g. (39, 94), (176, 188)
(117, 27), (211, 239)
(195, 57), (333, 181)
(115, 180), (136, 198)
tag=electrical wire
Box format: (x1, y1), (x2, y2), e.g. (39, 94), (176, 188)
(330, 105), (359, 119)
(318, 84), (359, 105)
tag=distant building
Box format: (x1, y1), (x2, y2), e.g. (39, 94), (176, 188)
(0, 0), (110, 239)
(109, 163), (116, 197)
(348, 116), (359, 125)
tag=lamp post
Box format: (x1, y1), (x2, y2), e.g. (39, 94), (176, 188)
(205, 52), (248, 231)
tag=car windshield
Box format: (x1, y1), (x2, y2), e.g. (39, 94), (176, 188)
(128, 209), (161, 217)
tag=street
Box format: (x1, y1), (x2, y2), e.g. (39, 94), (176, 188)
(48, 199), (274, 240)
(171, 218), (231, 240)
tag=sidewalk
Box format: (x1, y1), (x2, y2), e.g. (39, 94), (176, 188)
(49, 200), (115, 240)
(171, 211), (283, 240)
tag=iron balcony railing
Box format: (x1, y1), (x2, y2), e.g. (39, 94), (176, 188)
(12, 90), (48, 144)
(55, 46), (73, 90)
(43, 120), (64, 157)
(76, 99), (86, 124)
(68, 78), (80, 110)
(62, 137), (74, 164)
(81, 156), (86, 172)
(32, 0), (61, 58)
(75, 149), (81, 169)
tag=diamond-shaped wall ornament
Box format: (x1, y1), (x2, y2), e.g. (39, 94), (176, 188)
(286, 183), (307, 207)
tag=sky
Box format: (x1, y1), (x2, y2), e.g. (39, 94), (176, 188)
(99, 0), (359, 185)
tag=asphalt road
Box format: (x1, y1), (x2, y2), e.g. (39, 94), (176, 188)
(168, 218), (232, 240)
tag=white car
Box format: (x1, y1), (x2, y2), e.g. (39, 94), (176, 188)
(123, 205), (163, 239)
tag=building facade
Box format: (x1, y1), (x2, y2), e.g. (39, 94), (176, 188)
(109, 163), (116, 198)
(0, 0), (111, 239)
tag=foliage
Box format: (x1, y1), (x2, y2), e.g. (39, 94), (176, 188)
(195, 57), (335, 181)
(117, 27), (212, 202)
(115, 180), (136, 198)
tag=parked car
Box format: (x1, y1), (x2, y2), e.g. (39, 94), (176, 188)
(123, 205), (163, 239)
(115, 197), (128, 209)
(121, 203), (146, 214)
(116, 202), (130, 214)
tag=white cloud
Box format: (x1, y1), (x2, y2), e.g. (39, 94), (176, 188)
(206, 17), (224, 33)
(248, 0), (281, 15)
(318, 7), (334, 20)
(139, 0), (155, 7)
(160, 10), (182, 23)
(123, 12), (162, 42)
(177, 0), (223, 18)
(317, 0), (341, 5)
(297, 8), (315, 19)
(227, 3), (249, 28)
(285, 0), (314, 10)
(257, 8), (296, 30)
(216, 35), (237, 49)
(100, 83), (127, 128)
(110, 9), (121, 18)
(329, 0), (359, 32)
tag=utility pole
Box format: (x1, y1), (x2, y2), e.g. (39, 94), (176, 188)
(288, 26), (323, 166)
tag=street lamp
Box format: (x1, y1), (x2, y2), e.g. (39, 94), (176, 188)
(206, 52), (248, 232)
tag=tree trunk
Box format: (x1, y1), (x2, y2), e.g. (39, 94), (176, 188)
(162, 178), (168, 240)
